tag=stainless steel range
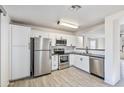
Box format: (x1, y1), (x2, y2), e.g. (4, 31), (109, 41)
(59, 54), (69, 70)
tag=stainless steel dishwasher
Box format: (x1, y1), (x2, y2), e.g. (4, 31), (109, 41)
(90, 57), (104, 79)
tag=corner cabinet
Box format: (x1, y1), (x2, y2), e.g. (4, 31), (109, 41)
(70, 54), (90, 73)
(11, 24), (31, 80)
(66, 35), (76, 46)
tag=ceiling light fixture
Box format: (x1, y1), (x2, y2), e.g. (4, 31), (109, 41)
(57, 19), (79, 29)
(70, 5), (81, 11)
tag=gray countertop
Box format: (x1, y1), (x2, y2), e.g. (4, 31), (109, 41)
(52, 52), (105, 58)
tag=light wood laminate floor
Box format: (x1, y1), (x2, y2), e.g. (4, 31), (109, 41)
(9, 67), (110, 87)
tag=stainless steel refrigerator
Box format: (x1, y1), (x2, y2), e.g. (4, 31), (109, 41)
(30, 37), (52, 77)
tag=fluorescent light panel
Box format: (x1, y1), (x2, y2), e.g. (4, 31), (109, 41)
(58, 19), (79, 29)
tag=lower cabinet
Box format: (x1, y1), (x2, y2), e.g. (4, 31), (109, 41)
(70, 54), (90, 73)
(52, 55), (59, 70)
(69, 54), (75, 66)
(79, 56), (90, 73)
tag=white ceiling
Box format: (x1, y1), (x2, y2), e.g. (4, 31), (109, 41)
(4, 5), (124, 32)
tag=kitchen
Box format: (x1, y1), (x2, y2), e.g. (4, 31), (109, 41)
(1, 5), (124, 87)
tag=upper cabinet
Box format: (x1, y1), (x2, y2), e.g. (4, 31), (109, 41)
(76, 36), (84, 48)
(11, 25), (31, 46)
(66, 35), (76, 46)
(31, 30), (49, 38)
(49, 33), (56, 46)
(31, 29), (77, 47)
(49, 33), (76, 46)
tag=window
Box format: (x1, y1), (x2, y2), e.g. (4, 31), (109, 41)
(89, 39), (97, 49)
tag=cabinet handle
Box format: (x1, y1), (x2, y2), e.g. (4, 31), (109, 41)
(80, 58), (83, 61)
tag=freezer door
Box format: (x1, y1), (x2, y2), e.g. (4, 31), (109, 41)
(34, 37), (51, 50)
(34, 51), (51, 76)
(34, 37), (43, 50)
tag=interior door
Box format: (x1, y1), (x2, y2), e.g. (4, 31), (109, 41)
(11, 25), (31, 80)
(12, 47), (30, 80)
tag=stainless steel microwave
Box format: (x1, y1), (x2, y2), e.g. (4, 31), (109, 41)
(56, 39), (67, 46)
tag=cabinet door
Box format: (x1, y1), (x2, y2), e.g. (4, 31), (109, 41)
(12, 25), (31, 46)
(80, 56), (90, 73)
(72, 36), (76, 46)
(11, 47), (30, 80)
(73, 55), (90, 73)
(49, 34), (56, 46)
(73, 55), (81, 68)
(52, 55), (58, 70)
(41, 32), (49, 38)
(69, 54), (75, 66)
(76, 36), (83, 48)
(66, 35), (71, 46)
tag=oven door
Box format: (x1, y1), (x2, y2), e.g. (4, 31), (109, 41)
(59, 55), (69, 70)
(59, 55), (69, 64)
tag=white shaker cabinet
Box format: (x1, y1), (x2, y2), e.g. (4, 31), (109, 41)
(49, 33), (56, 46)
(70, 36), (76, 46)
(31, 30), (49, 38)
(79, 56), (90, 73)
(66, 35), (72, 46)
(73, 55), (81, 68)
(69, 54), (75, 66)
(62, 35), (76, 46)
(52, 55), (59, 70)
(72, 55), (90, 73)
(11, 25), (31, 80)
(76, 36), (84, 48)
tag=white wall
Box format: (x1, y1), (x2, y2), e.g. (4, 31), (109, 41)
(75, 23), (105, 36)
(105, 15), (121, 85)
(10, 22), (75, 36)
(75, 23), (105, 49)
(79, 32), (105, 49)
(0, 13), (10, 87)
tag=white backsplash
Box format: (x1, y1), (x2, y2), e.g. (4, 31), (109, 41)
(88, 50), (105, 55)
(51, 46), (75, 54)
(52, 46), (105, 55)
(74, 49), (105, 55)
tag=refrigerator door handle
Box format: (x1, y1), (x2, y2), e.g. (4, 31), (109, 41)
(49, 42), (52, 59)
(49, 50), (52, 59)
